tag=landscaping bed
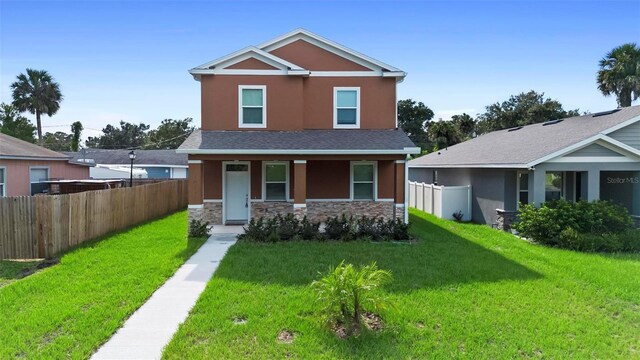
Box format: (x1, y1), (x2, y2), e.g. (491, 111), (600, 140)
(163, 208), (640, 359)
(0, 211), (206, 359)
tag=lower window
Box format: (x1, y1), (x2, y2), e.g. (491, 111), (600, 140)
(351, 162), (375, 200)
(545, 171), (564, 201)
(0, 168), (5, 196)
(264, 162), (288, 201)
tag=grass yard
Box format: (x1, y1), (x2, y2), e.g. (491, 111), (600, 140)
(163, 209), (640, 359)
(0, 260), (41, 288)
(0, 211), (205, 359)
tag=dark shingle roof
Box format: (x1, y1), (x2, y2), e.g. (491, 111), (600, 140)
(64, 149), (187, 166)
(0, 133), (70, 159)
(409, 105), (640, 168)
(177, 129), (418, 153)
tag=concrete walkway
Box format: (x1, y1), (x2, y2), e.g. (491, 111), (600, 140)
(92, 227), (241, 360)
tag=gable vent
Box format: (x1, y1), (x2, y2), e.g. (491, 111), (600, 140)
(507, 126), (523, 132)
(542, 119), (563, 126)
(592, 109), (620, 117)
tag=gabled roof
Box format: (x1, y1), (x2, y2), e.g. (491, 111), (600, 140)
(63, 149), (188, 166)
(0, 133), (71, 160)
(189, 28), (405, 80)
(409, 105), (640, 169)
(177, 129), (419, 155)
(257, 28), (403, 73)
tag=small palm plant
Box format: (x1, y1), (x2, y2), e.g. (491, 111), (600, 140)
(311, 261), (392, 335)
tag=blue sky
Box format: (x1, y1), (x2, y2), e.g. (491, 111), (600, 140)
(1, 0), (639, 139)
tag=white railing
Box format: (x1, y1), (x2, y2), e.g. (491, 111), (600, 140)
(409, 181), (472, 221)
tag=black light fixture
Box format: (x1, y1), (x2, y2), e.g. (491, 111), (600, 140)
(128, 150), (136, 187)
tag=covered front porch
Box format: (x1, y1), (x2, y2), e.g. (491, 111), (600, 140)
(517, 162), (640, 218)
(186, 155), (408, 225)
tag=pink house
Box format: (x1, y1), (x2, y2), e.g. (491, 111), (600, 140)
(0, 133), (91, 197)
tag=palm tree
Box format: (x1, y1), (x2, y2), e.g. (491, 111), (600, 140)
(10, 69), (63, 142)
(597, 43), (640, 107)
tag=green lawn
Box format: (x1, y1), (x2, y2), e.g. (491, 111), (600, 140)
(163, 209), (640, 359)
(0, 211), (205, 359)
(0, 260), (41, 288)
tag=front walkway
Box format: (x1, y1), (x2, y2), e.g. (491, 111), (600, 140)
(92, 226), (242, 360)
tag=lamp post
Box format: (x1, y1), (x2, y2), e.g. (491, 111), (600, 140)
(128, 150), (136, 187)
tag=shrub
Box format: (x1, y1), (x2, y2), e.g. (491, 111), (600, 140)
(324, 214), (356, 241)
(188, 219), (209, 238)
(514, 199), (633, 247)
(557, 227), (640, 253)
(356, 216), (380, 239)
(452, 211), (464, 222)
(390, 218), (410, 240)
(276, 214), (300, 241)
(300, 216), (321, 240)
(311, 261), (392, 335)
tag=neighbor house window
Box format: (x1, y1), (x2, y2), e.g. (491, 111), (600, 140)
(545, 171), (564, 201)
(0, 168), (5, 196)
(264, 162), (288, 201)
(29, 167), (48, 195)
(334, 87), (360, 128)
(239, 85), (266, 128)
(351, 162), (376, 200)
(518, 172), (529, 206)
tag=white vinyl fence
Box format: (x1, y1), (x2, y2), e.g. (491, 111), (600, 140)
(409, 181), (472, 221)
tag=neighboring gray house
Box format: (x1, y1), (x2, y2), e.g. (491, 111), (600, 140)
(409, 105), (640, 229)
(64, 149), (188, 179)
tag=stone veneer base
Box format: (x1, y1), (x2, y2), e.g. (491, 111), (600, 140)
(189, 201), (407, 226)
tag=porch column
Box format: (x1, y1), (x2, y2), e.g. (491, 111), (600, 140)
(531, 168), (546, 207)
(187, 159), (204, 222)
(293, 160), (307, 220)
(587, 169), (600, 202)
(633, 171), (640, 216)
(394, 160), (407, 222)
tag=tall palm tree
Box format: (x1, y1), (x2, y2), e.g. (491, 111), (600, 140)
(597, 43), (640, 107)
(10, 69), (63, 142)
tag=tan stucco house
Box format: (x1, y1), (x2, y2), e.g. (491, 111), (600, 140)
(177, 29), (419, 225)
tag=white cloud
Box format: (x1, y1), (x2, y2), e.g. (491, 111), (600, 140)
(433, 109), (476, 121)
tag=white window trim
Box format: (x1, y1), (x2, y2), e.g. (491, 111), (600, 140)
(333, 87), (360, 129)
(350, 161), (377, 201)
(0, 166), (6, 197)
(238, 85), (267, 128)
(262, 161), (289, 202)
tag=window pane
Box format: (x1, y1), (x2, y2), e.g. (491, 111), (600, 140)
(266, 164), (286, 182)
(519, 173), (529, 189)
(242, 89), (263, 106)
(266, 183), (286, 201)
(243, 108), (263, 124)
(545, 172), (563, 201)
(519, 191), (528, 204)
(353, 164), (373, 181)
(337, 90), (357, 107)
(337, 109), (357, 124)
(0, 169), (3, 182)
(354, 183), (374, 200)
(30, 169), (48, 183)
(226, 164), (248, 171)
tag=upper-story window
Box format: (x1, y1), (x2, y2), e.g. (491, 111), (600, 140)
(239, 85), (266, 128)
(334, 87), (360, 128)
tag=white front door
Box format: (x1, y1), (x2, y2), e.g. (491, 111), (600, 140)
(224, 164), (250, 223)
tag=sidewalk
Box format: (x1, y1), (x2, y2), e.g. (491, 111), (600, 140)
(92, 228), (240, 359)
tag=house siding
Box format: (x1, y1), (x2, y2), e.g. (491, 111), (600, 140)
(609, 121), (640, 150)
(200, 75), (396, 131)
(568, 143), (623, 157)
(0, 159), (90, 197)
(409, 167), (510, 225)
(268, 39), (372, 71)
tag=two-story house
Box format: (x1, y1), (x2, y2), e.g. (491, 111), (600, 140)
(177, 29), (419, 225)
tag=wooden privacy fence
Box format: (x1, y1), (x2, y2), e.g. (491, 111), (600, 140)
(0, 180), (188, 260)
(409, 181), (472, 221)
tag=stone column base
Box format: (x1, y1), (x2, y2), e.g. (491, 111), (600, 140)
(496, 209), (518, 231)
(293, 205), (307, 220)
(188, 207), (204, 223)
